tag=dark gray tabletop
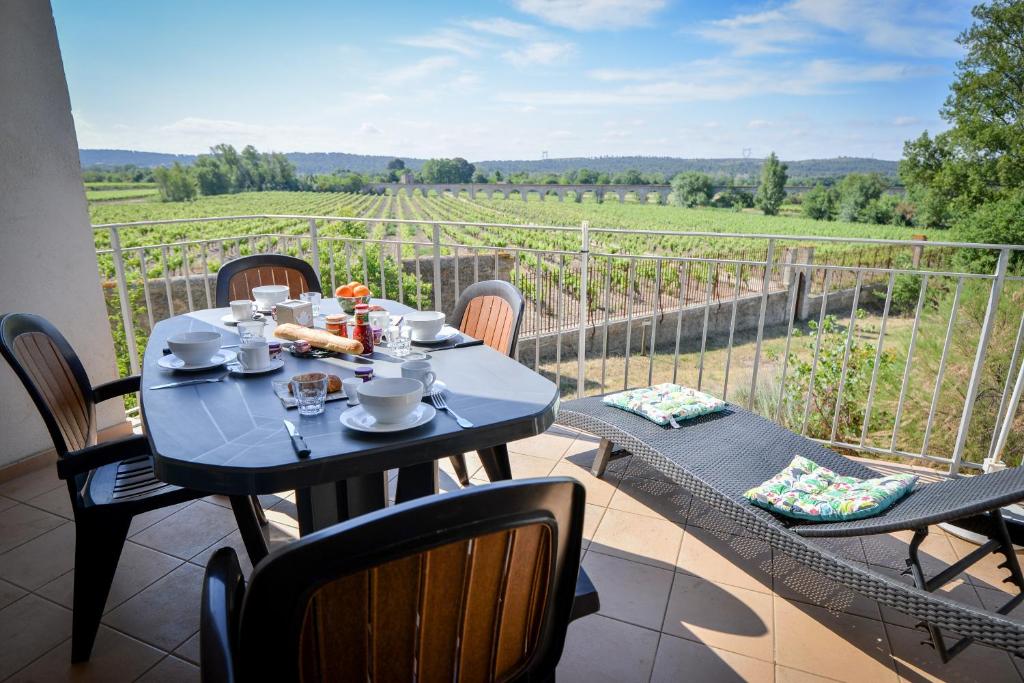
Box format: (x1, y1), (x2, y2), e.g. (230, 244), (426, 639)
(141, 299), (559, 495)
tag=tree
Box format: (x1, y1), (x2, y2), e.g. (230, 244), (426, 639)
(472, 171), (489, 183)
(192, 156), (231, 196)
(900, 1), (1024, 228)
(387, 158), (405, 170)
(755, 152), (787, 215)
(420, 157), (475, 183)
(575, 168), (598, 184)
(802, 183), (839, 220)
(836, 173), (888, 222)
(612, 169), (644, 185)
(671, 172), (712, 207)
(952, 189), (1024, 272)
(153, 162), (197, 202)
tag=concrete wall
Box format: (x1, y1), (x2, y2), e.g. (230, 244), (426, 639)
(0, 0), (125, 468)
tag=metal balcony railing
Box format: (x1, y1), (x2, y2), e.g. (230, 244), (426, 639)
(93, 214), (1024, 475)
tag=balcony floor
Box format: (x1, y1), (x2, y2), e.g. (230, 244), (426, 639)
(0, 426), (1022, 682)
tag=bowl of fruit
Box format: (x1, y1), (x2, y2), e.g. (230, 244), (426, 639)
(334, 281), (372, 314)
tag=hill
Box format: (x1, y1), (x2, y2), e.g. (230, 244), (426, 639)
(79, 149), (898, 179)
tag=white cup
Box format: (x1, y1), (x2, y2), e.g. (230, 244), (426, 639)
(238, 340), (270, 371)
(400, 360), (436, 392)
(357, 377), (424, 423)
(252, 285), (289, 311)
(230, 299), (256, 321)
(404, 311), (445, 341)
(342, 377), (363, 405)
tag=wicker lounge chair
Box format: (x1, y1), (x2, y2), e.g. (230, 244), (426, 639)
(557, 396), (1024, 661)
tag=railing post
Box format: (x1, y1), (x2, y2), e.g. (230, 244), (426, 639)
(577, 221), (590, 397)
(748, 238), (775, 410)
(307, 218), (321, 287)
(950, 248), (1010, 475)
(990, 357), (1024, 471)
(432, 223), (442, 311)
(109, 227), (140, 375)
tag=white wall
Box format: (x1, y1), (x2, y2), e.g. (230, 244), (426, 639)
(0, 0), (125, 467)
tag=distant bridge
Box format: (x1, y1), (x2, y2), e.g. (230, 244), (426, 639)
(364, 182), (904, 204)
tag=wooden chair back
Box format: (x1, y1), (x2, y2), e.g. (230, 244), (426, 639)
(451, 280), (525, 357)
(215, 254), (321, 307)
(235, 477), (585, 682)
(0, 313), (97, 456)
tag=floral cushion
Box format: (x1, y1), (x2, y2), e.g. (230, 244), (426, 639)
(602, 383), (726, 427)
(744, 455), (917, 522)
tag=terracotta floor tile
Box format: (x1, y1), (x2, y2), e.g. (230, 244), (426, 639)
(102, 562), (204, 652)
(676, 528), (773, 594)
(776, 665), (845, 682)
(0, 467), (63, 503)
(555, 614), (659, 683)
(550, 461), (621, 508)
(662, 572), (774, 661)
(886, 622), (1023, 683)
(947, 533), (1022, 593)
(582, 551), (674, 630)
(651, 634), (773, 683)
(508, 452), (559, 479)
(0, 496), (17, 512)
(130, 501), (241, 560)
(774, 598), (897, 682)
(37, 541), (182, 613)
(772, 555), (881, 621)
(0, 578), (26, 610)
(25, 485), (73, 519)
(591, 508), (683, 569)
(136, 655), (200, 683)
(610, 476), (691, 523)
(508, 430), (576, 460)
(264, 497), (300, 529)
(0, 502), (65, 554)
(0, 521), (75, 590)
(0, 594), (72, 679)
(871, 564), (982, 630)
(6, 625), (163, 683)
(127, 501), (195, 537)
(173, 631), (200, 665)
(582, 503), (605, 544)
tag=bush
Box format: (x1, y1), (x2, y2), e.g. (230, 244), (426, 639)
(952, 189), (1024, 273)
(837, 173), (888, 222)
(153, 163), (197, 202)
(671, 172), (713, 207)
(802, 183), (839, 220)
(711, 188), (753, 208)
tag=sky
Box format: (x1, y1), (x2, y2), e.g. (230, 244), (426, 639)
(51, 0), (974, 161)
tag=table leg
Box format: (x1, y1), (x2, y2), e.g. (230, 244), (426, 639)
(296, 473), (389, 535)
(478, 444), (512, 481)
(229, 496), (269, 565)
(395, 461), (439, 504)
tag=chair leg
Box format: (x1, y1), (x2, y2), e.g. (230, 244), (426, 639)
(250, 495), (268, 526)
(478, 444), (512, 481)
(71, 514), (131, 663)
(449, 454), (471, 486)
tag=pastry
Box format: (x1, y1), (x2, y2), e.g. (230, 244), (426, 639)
(288, 373), (342, 394)
(274, 323), (364, 354)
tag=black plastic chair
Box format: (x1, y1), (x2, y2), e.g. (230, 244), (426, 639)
(446, 280), (526, 486)
(0, 313), (266, 663)
(215, 254), (321, 307)
(201, 477), (598, 682)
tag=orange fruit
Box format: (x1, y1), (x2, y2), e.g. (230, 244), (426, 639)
(353, 284), (371, 297)
(336, 284), (354, 297)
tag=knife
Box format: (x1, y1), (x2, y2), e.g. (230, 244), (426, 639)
(283, 419), (311, 458)
(149, 374), (228, 390)
(430, 339), (485, 352)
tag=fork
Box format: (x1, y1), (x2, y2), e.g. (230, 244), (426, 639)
(149, 371), (229, 390)
(431, 392), (473, 428)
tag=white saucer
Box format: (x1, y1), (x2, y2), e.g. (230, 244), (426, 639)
(221, 312), (264, 326)
(157, 350), (237, 371)
(227, 358), (285, 375)
(340, 403), (436, 433)
(411, 325), (460, 345)
(424, 379), (447, 396)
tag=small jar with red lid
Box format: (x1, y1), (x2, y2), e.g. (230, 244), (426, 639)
(324, 313), (348, 337)
(351, 304), (374, 355)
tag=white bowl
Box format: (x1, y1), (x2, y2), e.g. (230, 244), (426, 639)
(404, 311), (445, 341)
(252, 285), (290, 310)
(357, 377), (424, 424)
(167, 331), (222, 366)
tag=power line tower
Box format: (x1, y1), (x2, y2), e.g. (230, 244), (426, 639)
(541, 150), (549, 160)
(742, 148), (751, 159)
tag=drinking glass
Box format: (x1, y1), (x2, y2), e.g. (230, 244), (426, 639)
(300, 291), (322, 317)
(387, 325), (411, 357)
(368, 310), (390, 332)
(236, 319), (265, 344)
(291, 373), (328, 416)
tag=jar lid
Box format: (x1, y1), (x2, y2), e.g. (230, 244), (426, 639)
(324, 313), (346, 323)
(354, 367), (373, 377)
(354, 304), (369, 312)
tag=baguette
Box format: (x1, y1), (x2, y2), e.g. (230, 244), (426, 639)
(274, 323), (364, 355)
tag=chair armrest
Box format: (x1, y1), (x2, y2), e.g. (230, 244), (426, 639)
(92, 375), (141, 403)
(570, 566), (600, 622)
(201, 547), (245, 683)
(57, 434), (151, 480)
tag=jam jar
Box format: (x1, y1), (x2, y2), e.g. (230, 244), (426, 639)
(351, 304), (374, 355)
(324, 313), (348, 337)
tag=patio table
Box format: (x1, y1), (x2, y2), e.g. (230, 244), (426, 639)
(140, 298), (559, 561)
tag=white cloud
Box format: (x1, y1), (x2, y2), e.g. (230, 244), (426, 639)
(383, 56), (458, 83)
(397, 29), (484, 56)
(747, 119), (773, 129)
(462, 17), (539, 39)
(696, 0), (965, 58)
(502, 41), (576, 67)
(359, 123), (382, 135)
(512, 0), (666, 31)
(162, 117), (269, 137)
(891, 115), (922, 126)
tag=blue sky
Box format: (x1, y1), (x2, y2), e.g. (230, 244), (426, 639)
(52, 0), (973, 161)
